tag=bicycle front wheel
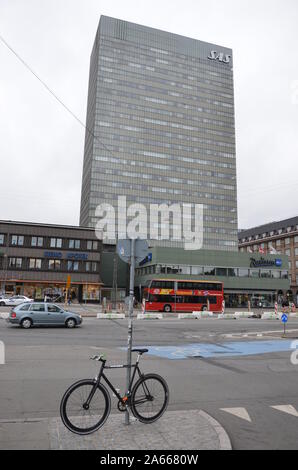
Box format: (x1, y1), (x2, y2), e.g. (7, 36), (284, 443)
(60, 379), (111, 435)
(131, 373), (169, 423)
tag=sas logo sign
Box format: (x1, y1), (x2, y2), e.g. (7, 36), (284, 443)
(208, 51), (231, 64)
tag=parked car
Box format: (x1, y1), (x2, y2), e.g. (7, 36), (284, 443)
(7, 302), (82, 328)
(2, 295), (34, 307)
(0, 295), (12, 306)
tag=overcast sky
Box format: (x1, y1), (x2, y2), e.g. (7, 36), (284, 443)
(0, 0), (297, 230)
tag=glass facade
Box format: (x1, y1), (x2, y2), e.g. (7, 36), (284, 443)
(80, 16), (238, 250)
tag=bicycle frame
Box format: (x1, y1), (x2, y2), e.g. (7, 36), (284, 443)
(85, 354), (145, 408)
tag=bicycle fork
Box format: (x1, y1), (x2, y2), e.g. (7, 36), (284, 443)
(83, 361), (105, 410)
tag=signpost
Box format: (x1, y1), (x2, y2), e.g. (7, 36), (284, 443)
(117, 239), (149, 425)
(281, 313), (288, 337)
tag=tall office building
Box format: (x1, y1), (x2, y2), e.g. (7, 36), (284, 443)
(80, 16), (238, 250)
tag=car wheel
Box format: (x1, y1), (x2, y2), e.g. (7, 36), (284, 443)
(0, 301), (5, 306)
(21, 318), (32, 329)
(163, 304), (172, 313)
(65, 318), (76, 328)
(202, 306), (208, 311)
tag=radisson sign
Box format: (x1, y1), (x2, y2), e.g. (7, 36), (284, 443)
(250, 257), (282, 268)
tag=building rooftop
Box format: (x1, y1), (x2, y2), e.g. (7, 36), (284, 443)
(0, 220), (95, 232)
(238, 216), (298, 241)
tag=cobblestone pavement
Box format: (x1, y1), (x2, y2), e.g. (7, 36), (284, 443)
(48, 410), (231, 450)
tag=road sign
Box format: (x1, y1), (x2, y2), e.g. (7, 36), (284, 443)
(117, 239), (149, 264)
(281, 313), (288, 337)
(281, 314), (288, 323)
(117, 240), (131, 263)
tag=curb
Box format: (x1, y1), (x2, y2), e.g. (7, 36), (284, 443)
(198, 410), (232, 450)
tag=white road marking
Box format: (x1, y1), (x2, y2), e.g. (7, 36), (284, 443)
(270, 405), (298, 417)
(220, 407), (252, 422)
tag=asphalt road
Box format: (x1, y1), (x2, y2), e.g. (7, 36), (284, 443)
(1, 316), (298, 450)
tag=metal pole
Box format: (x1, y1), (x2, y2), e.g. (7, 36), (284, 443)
(125, 238), (135, 425)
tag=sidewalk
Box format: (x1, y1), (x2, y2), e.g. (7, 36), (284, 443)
(0, 410), (232, 450)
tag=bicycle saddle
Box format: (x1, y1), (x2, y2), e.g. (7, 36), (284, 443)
(131, 348), (148, 354)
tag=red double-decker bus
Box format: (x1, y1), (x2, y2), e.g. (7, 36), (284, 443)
(144, 278), (224, 313)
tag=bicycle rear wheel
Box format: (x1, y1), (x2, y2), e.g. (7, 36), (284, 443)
(60, 379), (111, 435)
(131, 373), (169, 423)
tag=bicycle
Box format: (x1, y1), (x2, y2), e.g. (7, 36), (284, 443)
(60, 348), (169, 435)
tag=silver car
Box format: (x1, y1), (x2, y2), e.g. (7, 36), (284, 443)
(7, 302), (82, 329)
(1, 295), (34, 306)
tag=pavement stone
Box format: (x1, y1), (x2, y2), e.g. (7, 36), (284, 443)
(0, 419), (50, 450)
(0, 410), (231, 450)
(48, 410), (232, 450)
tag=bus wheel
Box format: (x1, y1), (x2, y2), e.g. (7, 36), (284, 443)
(163, 304), (172, 313)
(202, 306), (207, 312)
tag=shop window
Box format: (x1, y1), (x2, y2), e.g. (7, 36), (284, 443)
(260, 270), (272, 278)
(180, 266), (191, 275)
(216, 267), (227, 277)
(83, 285), (100, 300)
(250, 269), (260, 278)
(191, 266), (203, 275)
(238, 268), (249, 277)
(204, 266), (215, 276)
(228, 268), (237, 277)
(167, 265), (180, 274)
(0, 234), (4, 245)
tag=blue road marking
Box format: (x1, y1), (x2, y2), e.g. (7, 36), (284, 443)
(130, 340), (295, 360)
